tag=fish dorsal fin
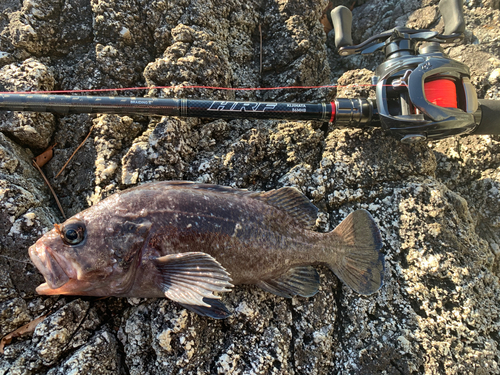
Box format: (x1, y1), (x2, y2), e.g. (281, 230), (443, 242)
(254, 187), (318, 229)
(147, 181), (318, 229)
(256, 266), (320, 298)
(153, 252), (233, 312)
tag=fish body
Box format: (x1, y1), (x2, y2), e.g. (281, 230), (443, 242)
(29, 181), (384, 318)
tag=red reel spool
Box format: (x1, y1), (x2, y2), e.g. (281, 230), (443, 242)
(424, 78), (458, 108)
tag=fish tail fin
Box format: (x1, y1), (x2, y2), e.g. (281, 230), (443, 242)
(326, 210), (384, 295)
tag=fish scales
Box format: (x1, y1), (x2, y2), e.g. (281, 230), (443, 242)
(118, 185), (321, 284)
(29, 181), (385, 319)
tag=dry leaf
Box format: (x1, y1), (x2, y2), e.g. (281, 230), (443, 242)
(321, 14), (333, 34)
(34, 144), (56, 167)
(0, 315), (46, 354)
(321, 1), (334, 34)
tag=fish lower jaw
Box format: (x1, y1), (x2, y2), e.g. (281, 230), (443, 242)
(36, 282), (67, 295)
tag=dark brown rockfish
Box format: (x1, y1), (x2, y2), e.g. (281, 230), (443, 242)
(29, 181), (384, 318)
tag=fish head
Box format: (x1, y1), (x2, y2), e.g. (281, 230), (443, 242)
(29, 210), (152, 296)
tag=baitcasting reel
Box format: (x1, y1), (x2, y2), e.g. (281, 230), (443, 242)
(329, 0), (481, 143)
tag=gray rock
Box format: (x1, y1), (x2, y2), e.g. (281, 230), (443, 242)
(46, 328), (122, 375)
(0, 59), (55, 149)
(0, 131), (58, 294)
(0, 0), (499, 374)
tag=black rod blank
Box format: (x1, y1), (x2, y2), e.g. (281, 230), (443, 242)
(0, 93), (333, 122)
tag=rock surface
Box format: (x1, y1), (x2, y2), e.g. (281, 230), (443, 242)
(0, 0), (499, 374)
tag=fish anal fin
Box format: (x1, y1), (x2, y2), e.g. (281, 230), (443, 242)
(180, 298), (232, 319)
(153, 252), (233, 308)
(255, 187), (318, 229)
(256, 266), (320, 298)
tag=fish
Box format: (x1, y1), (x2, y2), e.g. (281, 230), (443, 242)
(29, 181), (384, 319)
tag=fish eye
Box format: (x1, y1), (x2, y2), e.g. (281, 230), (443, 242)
(58, 219), (86, 246)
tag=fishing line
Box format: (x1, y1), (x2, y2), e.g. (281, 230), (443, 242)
(0, 255), (33, 265)
(0, 83), (378, 95)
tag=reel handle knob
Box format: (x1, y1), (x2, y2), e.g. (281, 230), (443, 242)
(330, 6), (353, 49)
(439, 0), (465, 35)
(474, 100), (500, 135)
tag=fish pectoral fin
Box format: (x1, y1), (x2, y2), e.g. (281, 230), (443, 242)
(256, 266), (320, 298)
(153, 252), (233, 307)
(180, 298), (232, 319)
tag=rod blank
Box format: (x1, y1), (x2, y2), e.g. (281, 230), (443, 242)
(0, 93), (333, 122)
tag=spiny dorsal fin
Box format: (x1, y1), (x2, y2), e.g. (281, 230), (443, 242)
(254, 187), (318, 229)
(144, 181), (318, 229)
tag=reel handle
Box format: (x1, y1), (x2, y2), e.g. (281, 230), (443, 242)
(473, 100), (500, 135)
(330, 0), (465, 53)
(330, 6), (353, 49)
(439, 0), (465, 35)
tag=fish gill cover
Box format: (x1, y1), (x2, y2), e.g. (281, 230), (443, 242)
(0, 0), (500, 374)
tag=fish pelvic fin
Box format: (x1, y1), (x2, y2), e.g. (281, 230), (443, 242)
(153, 252), (233, 316)
(328, 210), (384, 295)
(180, 298), (232, 319)
(256, 266), (320, 298)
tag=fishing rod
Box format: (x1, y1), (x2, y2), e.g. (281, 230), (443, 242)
(0, 0), (499, 144)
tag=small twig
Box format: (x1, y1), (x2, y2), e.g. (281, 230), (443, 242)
(32, 160), (66, 220)
(55, 124), (95, 179)
(259, 24), (263, 74)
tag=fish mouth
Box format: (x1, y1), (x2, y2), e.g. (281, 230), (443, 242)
(29, 242), (75, 290)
